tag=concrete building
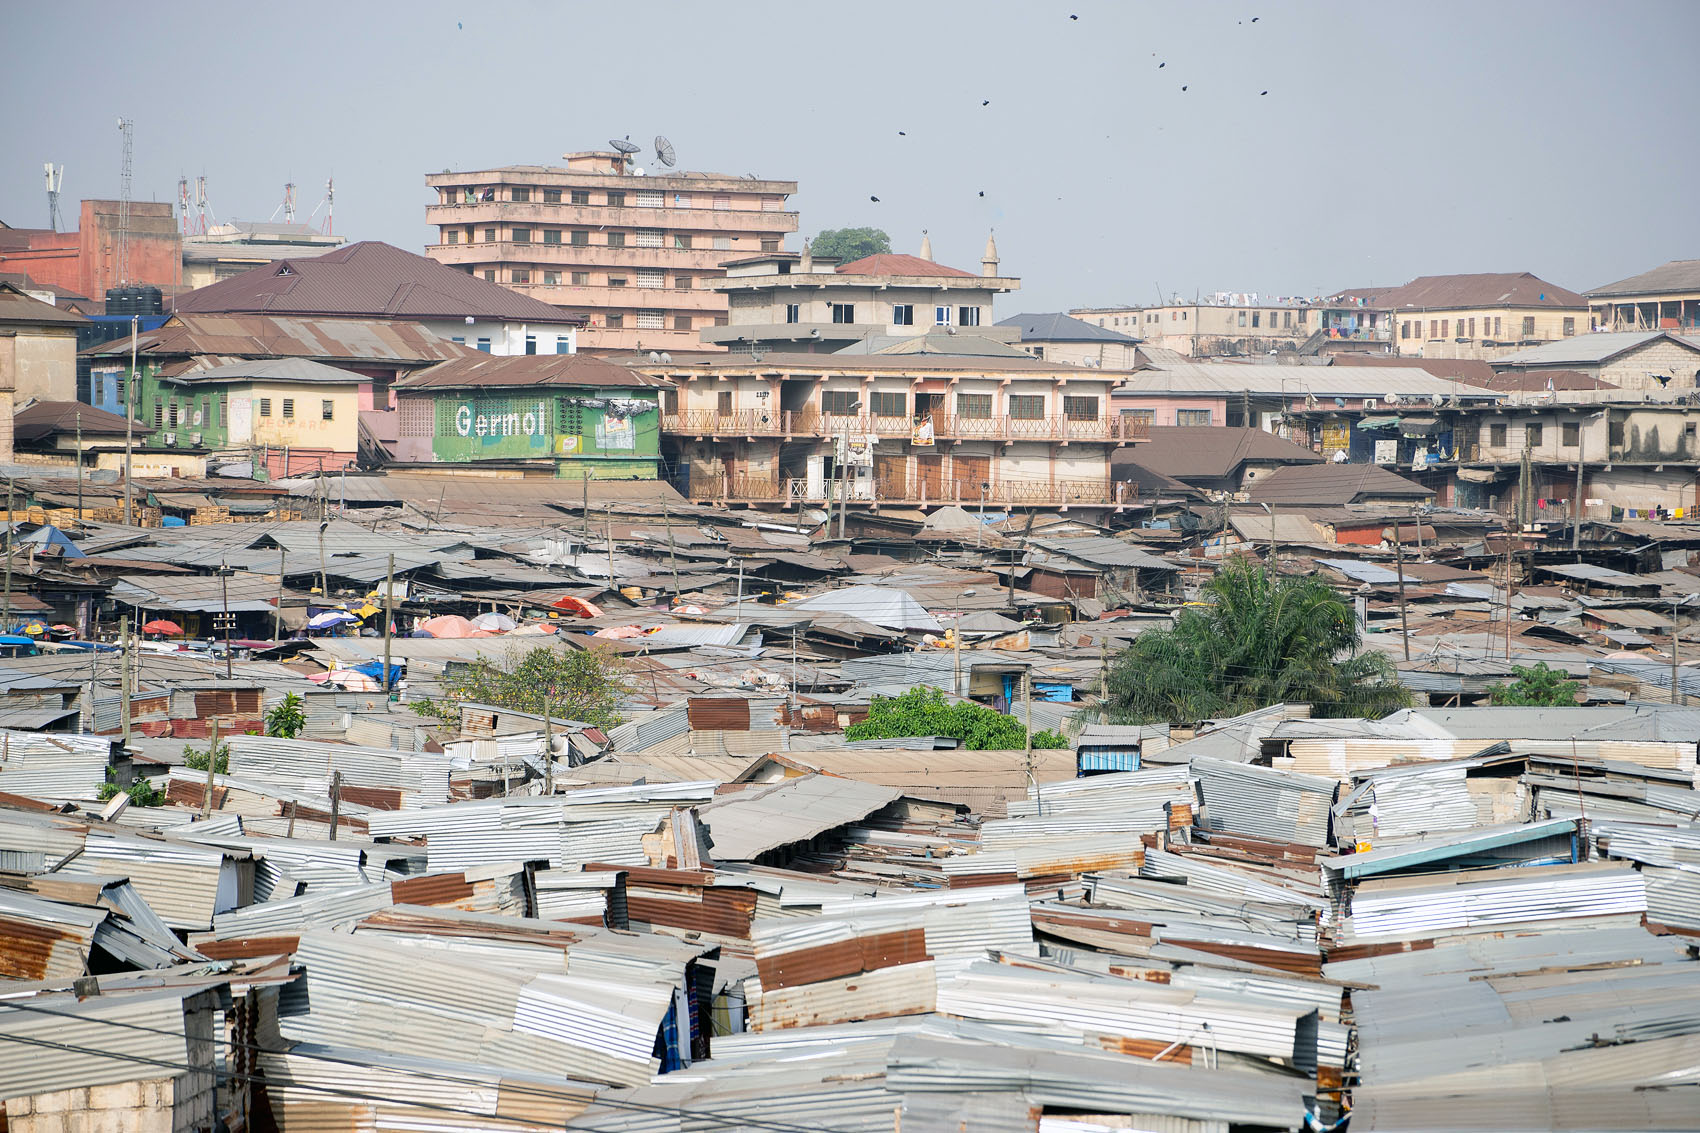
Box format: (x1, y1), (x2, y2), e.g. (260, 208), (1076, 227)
(647, 351), (1141, 511)
(392, 353), (665, 479)
(1069, 297), (1323, 358)
(0, 281), (86, 404)
(424, 151), (798, 354)
(1366, 272), (1589, 360)
(704, 236), (1020, 353)
(1487, 331), (1700, 392)
(995, 312), (1140, 368)
(1587, 260), (1700, 334)
(0, 200), (183, 299)
(171, 241), (581, 356)
(180, 221), (345, 289)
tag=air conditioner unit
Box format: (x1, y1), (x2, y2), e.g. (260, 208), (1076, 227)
(189, 433), (203, 446)
(163, 432), (176, 447)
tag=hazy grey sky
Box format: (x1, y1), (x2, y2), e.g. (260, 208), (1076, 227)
(3, 0), (1696, 311)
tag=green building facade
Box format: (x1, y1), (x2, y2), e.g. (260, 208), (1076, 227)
(397, 387), (662, 478)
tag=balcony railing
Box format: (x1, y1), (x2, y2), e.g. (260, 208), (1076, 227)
(661, 411), (1150, 443)
(686, 475), (1131, 507)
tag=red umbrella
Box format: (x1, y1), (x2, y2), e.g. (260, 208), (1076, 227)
(142, 619), (184, 637)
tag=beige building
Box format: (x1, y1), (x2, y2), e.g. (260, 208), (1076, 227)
(1069, 298), (1321, 357)
(704, 236), (1018, 352)
(0, 282), (86, 460)
(996, 312), (1140, 368)
(646, 352), (1142, 510)
(1368, 272), (1589, 360)
(425, 151), (797, 354)
(180, 221), (345, 289)
(1587, 259), (1700, 334)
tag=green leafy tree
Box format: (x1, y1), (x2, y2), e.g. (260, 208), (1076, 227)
(266, 692), (307, 738)
(183, 741), (230, 774)
(97, 771), (165, 807)
(426, 645), (631, 730)
(810, 227), (891, 263)
(1487, 662), (1580, 706)
(847, 686), (1068, 750)
(1105, 557), (1410, 724)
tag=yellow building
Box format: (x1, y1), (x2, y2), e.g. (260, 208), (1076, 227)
(1370, 272), (1589, 360)
(0, 282), (86, 458)
(147, 357), (363, 477)
(1587, 259), (1700, 334)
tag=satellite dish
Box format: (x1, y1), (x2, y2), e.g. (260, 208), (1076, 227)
(1333, 397), (1346, 408)
(1385, 393), (1402, 406)
(659, 352), (672, 364)
(654, 136), (677, 167)
(1429, 393), (1441, 407)
(649, 351), (662, 363)
(631, 167), (646, 177)
(608, 136), (641, 154)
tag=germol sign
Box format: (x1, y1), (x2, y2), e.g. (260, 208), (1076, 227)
(455, 400), (549, 439)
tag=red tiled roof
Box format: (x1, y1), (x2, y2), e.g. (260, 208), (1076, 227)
(835, 253), (976, 278)
(170, 241), (583, 324)
(84, 313), (475, 367)
(1359, 272), (1586, 311)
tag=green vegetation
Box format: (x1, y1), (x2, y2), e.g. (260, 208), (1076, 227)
(183, 741), (230, 775)
(810, 227), (891, 263)
(97, 771), (165, 807)
(265, 692), (306, 738)
(1105, 557), (1410, 724)
(423, 645), (631, 730)
(847, 686), (1069, 750)
(1488, 662), (1581, 706)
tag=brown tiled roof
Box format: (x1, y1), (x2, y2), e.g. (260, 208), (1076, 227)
(13, 400), (132, 440)
(1344, 354), (1498, 385)
(394, 353), (666, 391)
(0, 282), (88, 327)
(835, 253), (976, 278)
(1459, 369), (1616, 392)
(169, 241), (584, 324)
(1360, 272), (1586, 311)
(1129, 426), (1324, 481)
(1247, 463), (1433, 506)
(84, 314), (475, 367)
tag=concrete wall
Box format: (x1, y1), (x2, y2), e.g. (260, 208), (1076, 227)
(1111, 392), (1228, 426)
(423, 319), (575, 358)
(1022, 340), (1139, 369)
(0, 327), (79, 401)
(1598, 340), (1700, 390)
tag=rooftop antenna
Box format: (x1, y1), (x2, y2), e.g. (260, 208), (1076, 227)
(653, 135), (676, 168)
(44, 163), (64, 232)
(608, 135), (640, 173)
(308, 177), (335, 235)
(194, 175), (213, 234)
(177, 174), (191, 235)
(115, 118), (134, 285)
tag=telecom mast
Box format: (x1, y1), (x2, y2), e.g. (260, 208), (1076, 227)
(116, 118), (134, 284)
(44, 163), (64, 232)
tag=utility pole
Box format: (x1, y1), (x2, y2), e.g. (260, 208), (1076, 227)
(218, 562), (233, 679)
(1098, 638), (1108, 724)
(382, 553), (395, 700)
(317, 515), (328, 599)
(1672, 598), (1681, 706)
(542, 697), (554, 795)
(3, 478), (12, 625)
(328, 770), (342, 841)
(789, 627), (798, 718)
(75, 409), (83, 523)
(124, 314), (137, 527)
(662, 506), (679, 596)
(1503, 533), (1515, 663)
(1392, 522), (1411, 662)
(1022, 666), (1035, 804)
(605, 502), (616, 592)
(119, 615), (131, 746)
(274, 550), (286, 641)
(201, 717), (220, 819)
(1573, 426), (1587, 555)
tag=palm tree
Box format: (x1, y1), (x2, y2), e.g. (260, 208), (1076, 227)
(1105, 557), (1409, 723)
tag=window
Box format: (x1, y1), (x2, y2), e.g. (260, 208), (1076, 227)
(571, 272), (590, 285)
(785, 304), (800, 324)
(934, 305), (952, 326)
(483, 227), (496, 242)
(168, 401), (178, 428)
(1468, 318), (1476, 338)
(892, 304), (914, 325)
(822, 390), (859, 416)
(636, 228), (663, 248)
(870, 391), (907, 417)
(1251, 312), (1261, 328)
(525, 335), (537, 355)
(476, 337), (491, 352)
(607, 232), (627, 248)
(543, 229), (562, 244)
(831, 303), (855, 324)
(957, 393), (992, 418)
(555, 335), (573, 354)
(512, 269), (531, 284)
(1490, 422), (1507, 446)
(570, 230), (589, 246)
(216, 394), (226, 426)
(1400, 321), (1410, 340)
(1440, 319), (1449, 337)
(1063, 396), (1098, 421)
(511, 186), (531, 202)
(673, 193), (691, 207)
(608, 276), (627, 288)
(636, 269), (665, 289)
(483, 269), (496, 282)
(1238, 311), (1247, 327)
(606, 190), (626, 207)
(1525, 423), (1543, 447)
(958, 306), (981, 327)
(1122, 408), (1156, 425)
(712, 194), (731, 210)
(543, 188), (561, 204)
(1430, 319), (1439, 338)
(543, 270), (560, 285)
(1009, 395), (1045, 419)
(605, 314), (624, 329)
(450, 336), (464, 345)
(1562, 421), (1580, 446)
(637, 309), (665, 330)
(674, 276), (691, 289)
(718, 391), (733, 415)
(258, 398), (271, 418)
(445, 230), (459, 244)
(570, 189), (590, 205)
(674, 234), (692, 249)
(674, 315), (692, 331)
(1493, 317), (1502, 337)
(760, 238), (780, 253)
(636, 189), (662, 208)
(321, 399), (335, 420)
(711, 235), (731, 250)
(1563, 317), (1575, 336)
(1522, 316), (1536, 336)
(1609, 418), (1625, 447)
(1284, 311), (1292, 328)
(282, 398), (295, 419)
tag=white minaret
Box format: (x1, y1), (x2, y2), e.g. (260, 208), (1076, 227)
(919, 230), (933, 261)
(981, 230), (999, 277)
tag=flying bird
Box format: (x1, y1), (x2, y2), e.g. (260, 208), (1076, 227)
(978, 191), (985, 197)
(898, 131), (907, 136)
(1069, 13), (1079, 19)
(1252, 16), (1260, 21)
(869, 195), (880, 202)
(982, 99), (990, 106)
(1261, 89), (1268, 95)
(1158, 62), (1165, 68)
(1181, 85), (1188, 91)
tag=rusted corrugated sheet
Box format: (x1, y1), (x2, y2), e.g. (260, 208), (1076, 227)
(339, 785), (403, 811)
(165, 779), (228, 810)
(0, 915), (88, 979)
(390, 873), (476, 906)
(625, 888), (757, 940)
(687, 697), (751, 731)
(756, 928), (930, 991)
(1098, 1034), (1194, 1064)
(195, 935), (301, 960)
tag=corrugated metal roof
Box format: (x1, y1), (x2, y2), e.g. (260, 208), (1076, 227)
(698, 775), (901, 861)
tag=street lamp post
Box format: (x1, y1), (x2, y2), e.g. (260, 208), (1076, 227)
(952, 588), (978, 698)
